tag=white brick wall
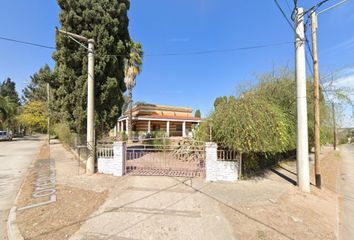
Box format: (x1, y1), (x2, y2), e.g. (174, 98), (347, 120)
(205, 142), (239, 182)
(97, 142), (125, 176)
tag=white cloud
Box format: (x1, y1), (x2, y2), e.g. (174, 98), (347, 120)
(330, 73), (354, 128)
(333, 74), (354, 88)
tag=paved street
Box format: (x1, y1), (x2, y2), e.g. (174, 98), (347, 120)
(0, 136), (43, 239)
(339, 144), (354, 240)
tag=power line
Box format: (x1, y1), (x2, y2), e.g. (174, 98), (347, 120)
(0, 36), (56, 50)
(0, 34), (293, 57)
(284, 0), (293, 13)
(302, 0), (332, 16)
(273, 0), (295, 31)
(142, 42), (294, 57)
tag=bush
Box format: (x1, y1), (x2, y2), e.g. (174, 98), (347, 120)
(194, 121), (211, 142)
(53, 123), (75, 147)
(143, 131), (170, 148)
(211, 95), (292, 153)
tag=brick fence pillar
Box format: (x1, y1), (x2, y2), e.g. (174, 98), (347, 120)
(205, 142), (218, 181)
(112, 141), (126, 176)
(205, 142), (238, 182)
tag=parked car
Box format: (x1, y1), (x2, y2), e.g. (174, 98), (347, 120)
(0, 131), (13, 141)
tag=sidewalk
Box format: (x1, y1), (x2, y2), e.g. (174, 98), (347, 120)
(338, 144), (354, 240)
(13, 141), (339, 240)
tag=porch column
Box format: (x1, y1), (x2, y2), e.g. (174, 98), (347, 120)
(147, 120), (151, 133)
(125, 119), (128, 132)
(115, 122), (119, 136)
(166, 121), (170, 137)
(120, 120), (124, 132)
(182, 121), (186, 137)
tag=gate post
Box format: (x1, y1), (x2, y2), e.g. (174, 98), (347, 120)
(205, 142), (238, 182)
(112, 141), (126, 176)
(205, 142), (218, 181)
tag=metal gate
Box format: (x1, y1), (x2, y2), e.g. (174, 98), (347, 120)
(125, 139), (205, 177)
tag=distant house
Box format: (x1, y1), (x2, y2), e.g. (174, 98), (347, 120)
(116, 103), (202, 138)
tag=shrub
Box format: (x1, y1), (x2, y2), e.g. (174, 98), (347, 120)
(143, 131), (170, 148)
(53, 123), (75, 147)
(211, 95), (292, 153)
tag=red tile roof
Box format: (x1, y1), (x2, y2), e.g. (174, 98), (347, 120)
(139, 115), (202, 121)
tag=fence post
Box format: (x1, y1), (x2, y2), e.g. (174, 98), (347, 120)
(112, 141), (126, 176)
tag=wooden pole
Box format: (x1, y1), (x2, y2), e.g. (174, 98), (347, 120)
(332, 102), (337, 150)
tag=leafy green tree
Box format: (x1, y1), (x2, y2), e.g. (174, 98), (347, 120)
(213, 96), (227, 109)
(0, 78), (20, 105)
(0, 96), (17, 129)
(17, 100), (47, 133)
(194, 109), (201, 118)
(22, 65), (54, 103)
(53, 0), (131, 135)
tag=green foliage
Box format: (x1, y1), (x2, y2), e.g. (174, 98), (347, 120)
(0, 78), (20, 130)
(0, 78), (20, 106)
(211, 95), (291, 153)
(53, 122), (75, 147)
(194, 109), (201, 118)
(198, 68), (342, 175)
(194, 121), (211, 142)
(120, 131), (128, 141)
(53, 0), (131, 135)
(0, 96), (18, 129)
(17, 101), (47, 132)
(143, 131), (170, 148)
(124, 41), (144, 141)
(22, 65), (54, 103)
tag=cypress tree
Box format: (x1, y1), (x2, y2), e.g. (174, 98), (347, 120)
(194, 109), (201, 118)
(53, 0), (131, 136)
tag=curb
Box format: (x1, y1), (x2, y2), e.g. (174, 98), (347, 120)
(7, 207), (24, 240)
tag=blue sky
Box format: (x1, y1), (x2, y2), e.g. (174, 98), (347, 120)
(0, 0), (353, 126)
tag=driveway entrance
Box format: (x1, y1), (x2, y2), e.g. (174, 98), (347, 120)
(125, 140), (205, 177)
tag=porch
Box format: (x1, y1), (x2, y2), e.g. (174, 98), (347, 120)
(115, 116), (202, 138)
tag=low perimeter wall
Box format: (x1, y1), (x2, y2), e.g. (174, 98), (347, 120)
(97, 141), (239, 182)
(97, 142), (125, 176)
(205, 142), (239, 182)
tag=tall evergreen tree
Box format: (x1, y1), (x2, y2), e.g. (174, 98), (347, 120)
(194, 109), (201, 118)
(53, 0), (131, 135)
(23, 64), (54, 103)
(0, 78), (20, 105)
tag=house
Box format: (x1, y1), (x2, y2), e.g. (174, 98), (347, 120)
(116, 103), (202, 138)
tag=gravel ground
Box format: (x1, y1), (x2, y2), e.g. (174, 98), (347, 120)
(15, 144), (108, 240)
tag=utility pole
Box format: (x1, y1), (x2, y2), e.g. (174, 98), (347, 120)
(332, 102), (337, 150)
(311, 11), (321, 188)
(57, 29), (95, 175)
(295, 7), (310, 192)
(309, 0), (349, 167)
(47, 83), (50, 145)
(87, 39), (95, 174)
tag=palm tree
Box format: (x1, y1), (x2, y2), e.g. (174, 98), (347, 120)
(124, 42), (143, 141)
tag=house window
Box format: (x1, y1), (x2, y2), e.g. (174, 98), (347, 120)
(176, 124), (182, 132)
(152, 125), (160, 131)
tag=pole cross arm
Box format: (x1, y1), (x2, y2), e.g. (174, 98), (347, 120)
(56, 27), (89, 42)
